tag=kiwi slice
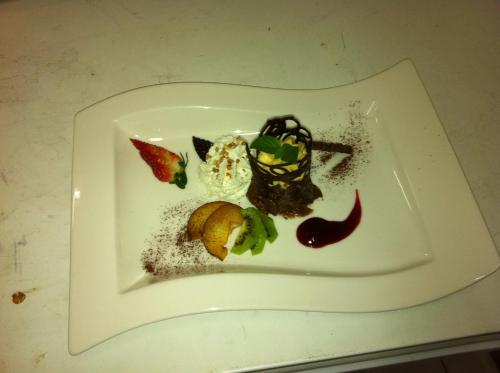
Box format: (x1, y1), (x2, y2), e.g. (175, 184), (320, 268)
(255, 210), (278, 243)
(231, 215), (257, 255)
(231, 208), (275, 256)
(244, 208), (267, 256)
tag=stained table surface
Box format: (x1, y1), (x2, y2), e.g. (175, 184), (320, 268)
(0, 1), (499, 372)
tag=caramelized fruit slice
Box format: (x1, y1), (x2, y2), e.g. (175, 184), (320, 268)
(187, 201), (229, 240)
(202, 203), (243, 260)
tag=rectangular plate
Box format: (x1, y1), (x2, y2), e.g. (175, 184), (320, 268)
(69, 60), (499, 354)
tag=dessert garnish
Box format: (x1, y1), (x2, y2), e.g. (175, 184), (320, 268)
(187, 201), (244, 260)
(130, 139), (188, 189)
(231, 207), (277, 256)
(246, 115), (322, 218)
(202, 203), (243, 260)
(142, 199), (221, 278)
(312, 103), (372, 186)
(250, 135), (299, 163)
(187, 201), (230, 240)
(311, 141), (353, 155)
(296, 190), (361, 248)
(198, 135), (252, 199)
(192, 136), (213, 161)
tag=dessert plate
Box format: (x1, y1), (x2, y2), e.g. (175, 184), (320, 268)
(69, 60), (499, 354)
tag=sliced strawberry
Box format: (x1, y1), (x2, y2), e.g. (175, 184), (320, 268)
(130, 139), (189, 189)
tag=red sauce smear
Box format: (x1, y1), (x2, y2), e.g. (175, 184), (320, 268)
(297, 190), (362, 248)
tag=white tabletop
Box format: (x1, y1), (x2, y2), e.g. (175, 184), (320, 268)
(1, 1), (499, 372)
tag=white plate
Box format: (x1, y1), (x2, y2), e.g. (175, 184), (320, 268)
(69, 60), (499, 354)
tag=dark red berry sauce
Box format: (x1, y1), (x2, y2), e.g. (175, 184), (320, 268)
(296, 190), (361, 248)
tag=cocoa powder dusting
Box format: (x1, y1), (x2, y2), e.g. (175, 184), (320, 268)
(141, 199), (221, 279)
(329, 156), (351, 179)
(319, 151), (334, 165)
(312, 101), (372, 186)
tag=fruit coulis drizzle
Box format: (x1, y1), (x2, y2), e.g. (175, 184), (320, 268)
(296, 190), (361, 248)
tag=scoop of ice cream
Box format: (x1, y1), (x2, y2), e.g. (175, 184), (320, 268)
(199, 135), (251, 199)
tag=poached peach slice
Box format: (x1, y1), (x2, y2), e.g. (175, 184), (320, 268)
(187, 201), (230, 240)
(202, 203), (243, 260)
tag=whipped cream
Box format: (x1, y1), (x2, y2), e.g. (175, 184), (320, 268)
(199, 135), (252, 199)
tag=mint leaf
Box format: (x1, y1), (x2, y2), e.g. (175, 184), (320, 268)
(250, 135), (281, 154)
(251, 135), (300, 163)
(281, 143), (299, 163)
(274, 146), (284, 159)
